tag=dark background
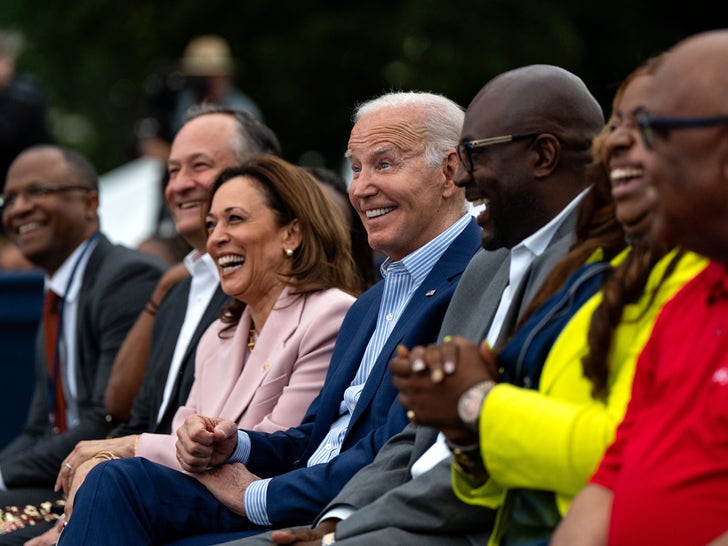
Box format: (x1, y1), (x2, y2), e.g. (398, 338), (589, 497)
(1, 1), (723, 173)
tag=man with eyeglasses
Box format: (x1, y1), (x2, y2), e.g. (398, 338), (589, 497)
(246, 65), (604, 546)
(0, 145), (165, 507)
(0, 107), (282, 546)
(553, 30), (728, 546)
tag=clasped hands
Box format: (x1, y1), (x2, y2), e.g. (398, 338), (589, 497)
(176, 414), (260, 517)
(262, 339), (499, 546)
(390, 336), (498, 445)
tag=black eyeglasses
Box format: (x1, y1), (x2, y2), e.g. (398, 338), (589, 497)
(636, 109), (728, 149)
(0, 183), (94, 211)
(457, 132), (541, 174)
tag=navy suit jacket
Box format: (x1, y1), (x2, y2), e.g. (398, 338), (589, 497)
(244, 219), (482, 527)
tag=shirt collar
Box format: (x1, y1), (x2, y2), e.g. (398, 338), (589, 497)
(183, 250), (220, 281)
(379, 213), (471, 285)
(513, 187), (589, 259)
(46, 236), (99, 302)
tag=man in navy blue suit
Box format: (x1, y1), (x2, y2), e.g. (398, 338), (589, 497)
(57, 91), (482, 545)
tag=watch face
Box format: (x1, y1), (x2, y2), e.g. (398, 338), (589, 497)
(459, 390), (482, 425)
(458, 381), (495, 429)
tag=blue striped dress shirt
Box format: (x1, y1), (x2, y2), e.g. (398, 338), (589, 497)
(234, 213), (472, 525)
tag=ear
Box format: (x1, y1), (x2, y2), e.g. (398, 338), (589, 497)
(440, 149), (461, 199)
(532, 134), (561, 179)
(84, 190), (99, 221)
(282, 219), (302, 252)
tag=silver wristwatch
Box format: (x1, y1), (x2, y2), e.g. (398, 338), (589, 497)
(457, 380), (496, 431)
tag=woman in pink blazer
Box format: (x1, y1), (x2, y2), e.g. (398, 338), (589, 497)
(54, 155), (361, 510)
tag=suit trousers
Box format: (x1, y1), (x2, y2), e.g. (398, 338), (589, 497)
(57, 458), (264, 545)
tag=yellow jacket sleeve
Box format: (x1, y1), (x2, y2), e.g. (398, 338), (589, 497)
(453, 250), (707, 517)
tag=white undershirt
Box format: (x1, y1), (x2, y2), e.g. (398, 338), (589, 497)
(155, 251), (220, 425)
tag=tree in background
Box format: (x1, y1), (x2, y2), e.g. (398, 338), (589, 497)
(0, 0), (719, 174)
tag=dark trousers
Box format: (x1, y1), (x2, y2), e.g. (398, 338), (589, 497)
(56, 458), (265, 546)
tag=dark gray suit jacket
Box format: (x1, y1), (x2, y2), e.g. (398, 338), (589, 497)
(320, 213), (578, 546)
(113, 278), (229, 437)
(0, 235), (165, 491)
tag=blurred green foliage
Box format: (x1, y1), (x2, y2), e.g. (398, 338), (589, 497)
(1, 1), (721, 173)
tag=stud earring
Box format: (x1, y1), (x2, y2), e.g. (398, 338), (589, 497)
(285, 248), (294, 257)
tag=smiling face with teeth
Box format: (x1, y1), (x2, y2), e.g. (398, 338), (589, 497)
(205, 175), (299, 315)
(165, 114), (242, 251)
(2, 147), (98, 274)
(453, 67), (604, 251)
(346, 105), (462, 262)
(604, 73), (658, 242)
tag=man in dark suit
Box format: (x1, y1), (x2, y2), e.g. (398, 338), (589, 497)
(264, 65), (605, 546)
(0, 145), (165, 507)
(100, 104), (282, 432)
(0, 106), (282, 545)
(56, 91), (482, 545)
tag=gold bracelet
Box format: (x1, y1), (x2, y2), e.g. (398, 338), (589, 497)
(92, 450), (120, 461)
(321, 532), (336, 546)
(133, 434), (141, 456)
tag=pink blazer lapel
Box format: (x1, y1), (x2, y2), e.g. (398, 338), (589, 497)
(218, 287), (305, 424)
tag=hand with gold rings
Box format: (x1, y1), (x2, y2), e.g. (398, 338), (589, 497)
(391, 336), (498, 431)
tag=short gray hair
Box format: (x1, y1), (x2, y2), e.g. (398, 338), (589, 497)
(183, 103), (281, 162)
(353, 91), (464, 167)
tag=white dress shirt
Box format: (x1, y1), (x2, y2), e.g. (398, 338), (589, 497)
(155, 251), (220, 425)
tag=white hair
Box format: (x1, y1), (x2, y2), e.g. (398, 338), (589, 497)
(353, 91), (464, 167)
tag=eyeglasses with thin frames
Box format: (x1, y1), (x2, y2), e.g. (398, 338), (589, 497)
(636, 109), (728, 150)
(0, 183), (94, 212)
(457, 132), (541, 174)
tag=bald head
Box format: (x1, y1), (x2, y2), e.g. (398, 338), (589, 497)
(648, 30), (728, 116)
(459, 65), (604, 250)
(469, 64), (604, 150)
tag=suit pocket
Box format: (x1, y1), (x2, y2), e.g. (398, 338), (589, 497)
(250, 372), (289, 409)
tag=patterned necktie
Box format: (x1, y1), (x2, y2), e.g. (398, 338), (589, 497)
(43, 289), (66, 433)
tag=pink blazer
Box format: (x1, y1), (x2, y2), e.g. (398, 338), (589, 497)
(135, 285), (355, 469)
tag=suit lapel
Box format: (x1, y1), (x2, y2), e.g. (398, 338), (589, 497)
(352, 221), (480, 422)
(75, 235), (111, 315)
(73, 236), (111, 397)
(335, 287), (381, 386)
(301, 286), (381, 454)
(219, 288), (304, 423)
(471, 257), (511, 343)
(495, 209), (579, 347)
(154, 283), (228, 431)
(178, 285), (228, 367)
